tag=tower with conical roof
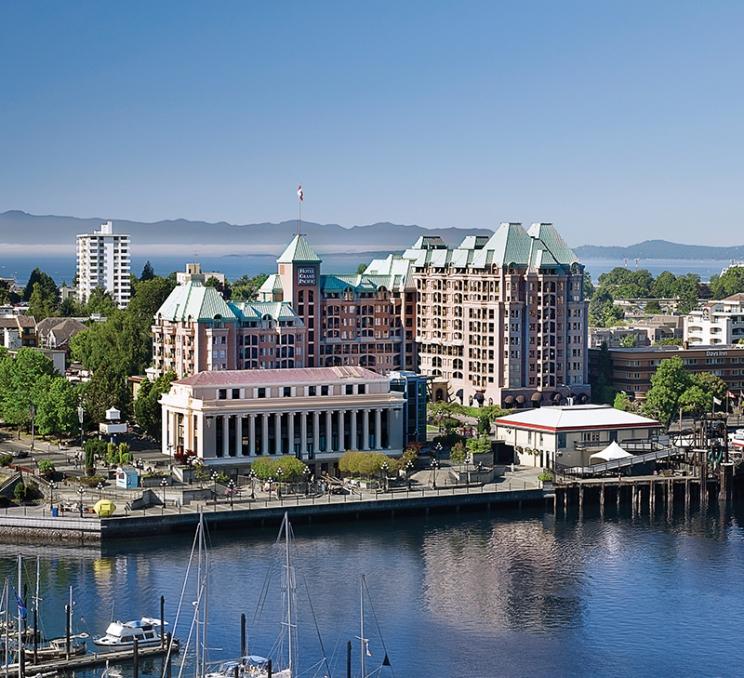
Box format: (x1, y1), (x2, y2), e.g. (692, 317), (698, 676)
(277, 234), (322, 367)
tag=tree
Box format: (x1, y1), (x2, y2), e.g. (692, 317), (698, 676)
(588, 290), (624, 327)
(140, 261), (155, 281)
(338, 451), (390, 478)
(59, 296), (83, 317)
(596, 267), (654, 299)
(81, 363), (130, 425)
(32, 376), (80, 439)
(620, 334), (638, 348)
(250, 456), (307, 481)
(205, 276), (232, 299)
(710, 267), (744, 299)
(583, 272), (595, 300)
(134, 371), (176, 439)
(0, 348), (56, 433)
(356, 263), (368, 275)
(673, 273), (700, 314)
(466, 435), (492, 457)
(0, 280), (19, 305)
(28, 281), (59, 319)
(678, 384), (711, 419)
(231, 274), (269, 301)
(642, 357), (690, 427)
(476, 413), (491, 435)
(651, 271), (677, 299)
(84, 288), (118, 316)
(644, 300), (662, 314)
(450, 442), (467, 464)
(691, 372), (727, 403)
(613, 391), (637, 412)
(23, 268), (58, 304)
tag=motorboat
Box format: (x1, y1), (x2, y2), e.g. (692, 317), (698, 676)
(94, 618), (166, 648)
(204, 656), (289, 678)
(25, 634), (88, 660)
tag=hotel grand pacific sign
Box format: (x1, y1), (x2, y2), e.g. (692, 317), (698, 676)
(297, 265), (317, 286)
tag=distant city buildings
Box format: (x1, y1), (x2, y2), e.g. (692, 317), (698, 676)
(589, 316), (683, 348)
(76, 220), (131, 308)
(684, 293), (744, 345)
(152, 223), (590, 408)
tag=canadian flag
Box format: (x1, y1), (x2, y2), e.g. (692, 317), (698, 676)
(297, 185), (304, 201)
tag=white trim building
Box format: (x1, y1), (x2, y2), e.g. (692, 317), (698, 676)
(160, 366), (406, 474)
(494, 404), (661, 469)
(684, 293), (744, 346)
(76, 220), (131, 308)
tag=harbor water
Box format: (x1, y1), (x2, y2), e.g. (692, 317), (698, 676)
(2, 505), (744, 677)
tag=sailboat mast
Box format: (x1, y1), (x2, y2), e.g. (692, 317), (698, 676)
(33, 558), (39, 620)
(201, 514), (208, 677)
(359, 577), (365, 678)
(284, 514), (294, 676)
(3, 579), (9, 678)
(195, 513), (202, 678)
(16, 556), (22, 678)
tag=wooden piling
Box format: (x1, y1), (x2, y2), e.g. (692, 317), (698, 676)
(240, 613), (247, 657)
(132, 639), (139, 678)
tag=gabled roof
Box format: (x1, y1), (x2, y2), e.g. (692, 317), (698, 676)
(494, 404), (660, 432)
(231, 301), (301, 323)
(277, 235), (322, 263)
(156, 280), (236, 322)
(257, 274), (283, 295)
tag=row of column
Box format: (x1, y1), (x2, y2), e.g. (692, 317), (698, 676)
(214, 408), (395, 458)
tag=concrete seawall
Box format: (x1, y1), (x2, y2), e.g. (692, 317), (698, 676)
(0, 487), (548, 544)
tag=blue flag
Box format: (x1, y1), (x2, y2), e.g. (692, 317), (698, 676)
(14, 590), (26, 620)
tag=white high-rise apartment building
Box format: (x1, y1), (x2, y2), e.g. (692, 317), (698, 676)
(76, 220), (131, 308)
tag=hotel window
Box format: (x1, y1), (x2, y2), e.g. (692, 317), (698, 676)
(321, 385), (330, 396)
(257, 388), (267, 399)
(232, 389), (240, 399)
(308, 386), (317, 396)
(345, 385), (354, 395)
(218, 389), (227, 400)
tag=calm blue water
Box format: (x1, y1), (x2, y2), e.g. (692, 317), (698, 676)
(0, 255), (731, 287)
(2, 506), (744, 678)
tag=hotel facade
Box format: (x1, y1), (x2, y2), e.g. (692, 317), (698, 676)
(160, 366), (406, 474)
(152, 222), (589, 407)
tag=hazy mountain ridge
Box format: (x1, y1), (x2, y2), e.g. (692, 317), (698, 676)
(575, 239), (744, 260)
(0, 210), (493, 254)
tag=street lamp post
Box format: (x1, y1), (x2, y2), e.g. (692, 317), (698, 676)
(433, 442), (442, 461)
(431, 458), (440, 490)
(97, 481), (104, 501)
(249, 470), (256, 500)
(77, 487), (84, 518)
(160, 478), (168, 508)
(276, 467), (284, 501)
(49, 480), (56, 511)
(77, 403), (85, 450)
(303, 466), (310, 497)
(268, 476), (274, 500)
(381, 461), (389, 492)
(211, 471), (219, 508)
(228, 480), (235, 509)
(29, 403), (36, 451)
(406, 460), (414, 490)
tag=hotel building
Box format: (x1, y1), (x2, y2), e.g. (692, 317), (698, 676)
(160, 366), (406, 473)
(152, 222), (589, 408)
(684, 294), (744, 346)
(76, 220), (131, 308)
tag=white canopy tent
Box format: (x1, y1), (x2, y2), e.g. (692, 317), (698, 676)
(590, 441), (634, 464)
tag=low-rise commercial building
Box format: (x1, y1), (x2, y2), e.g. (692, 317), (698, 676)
(494, 404), (661, 468)
(160, 366), (406, 474)
(589, 343), (744, 400)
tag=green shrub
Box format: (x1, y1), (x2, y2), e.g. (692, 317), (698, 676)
(250, 456), (307, 481)
(450, 442), (467, 464)
(37, 460), (55, 478)
(13, 482), (26, 503)
(0, 455), (12, 467)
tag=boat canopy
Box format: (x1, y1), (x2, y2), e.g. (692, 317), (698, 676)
(590, 441), (633, 463)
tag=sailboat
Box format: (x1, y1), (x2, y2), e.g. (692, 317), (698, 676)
(355, 576), (393, 678)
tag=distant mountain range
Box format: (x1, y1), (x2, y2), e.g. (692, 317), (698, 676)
(575, 240), (744, 261)
(0, 210), (493, 256)
(2, 211), (743, 261)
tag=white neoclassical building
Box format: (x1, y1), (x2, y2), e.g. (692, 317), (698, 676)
(160, 366), (406, 474)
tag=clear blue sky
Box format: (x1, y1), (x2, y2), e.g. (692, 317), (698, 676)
(2, 1), (743, 246)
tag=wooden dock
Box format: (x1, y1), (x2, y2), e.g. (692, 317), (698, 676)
(13, 640), (178, 675)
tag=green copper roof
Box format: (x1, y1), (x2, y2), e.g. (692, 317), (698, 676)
(277, 234), (322, 263)
(156, 280), (236, 322)
(231, 301), (301, 323)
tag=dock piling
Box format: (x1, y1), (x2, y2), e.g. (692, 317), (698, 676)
(240, 613), (246, 657)
(132, 639), (139, 678)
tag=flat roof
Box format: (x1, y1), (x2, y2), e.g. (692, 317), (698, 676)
(494, 404), (660, 433)
(176, 366), (385, 388)
(597, 344), (744, 354)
